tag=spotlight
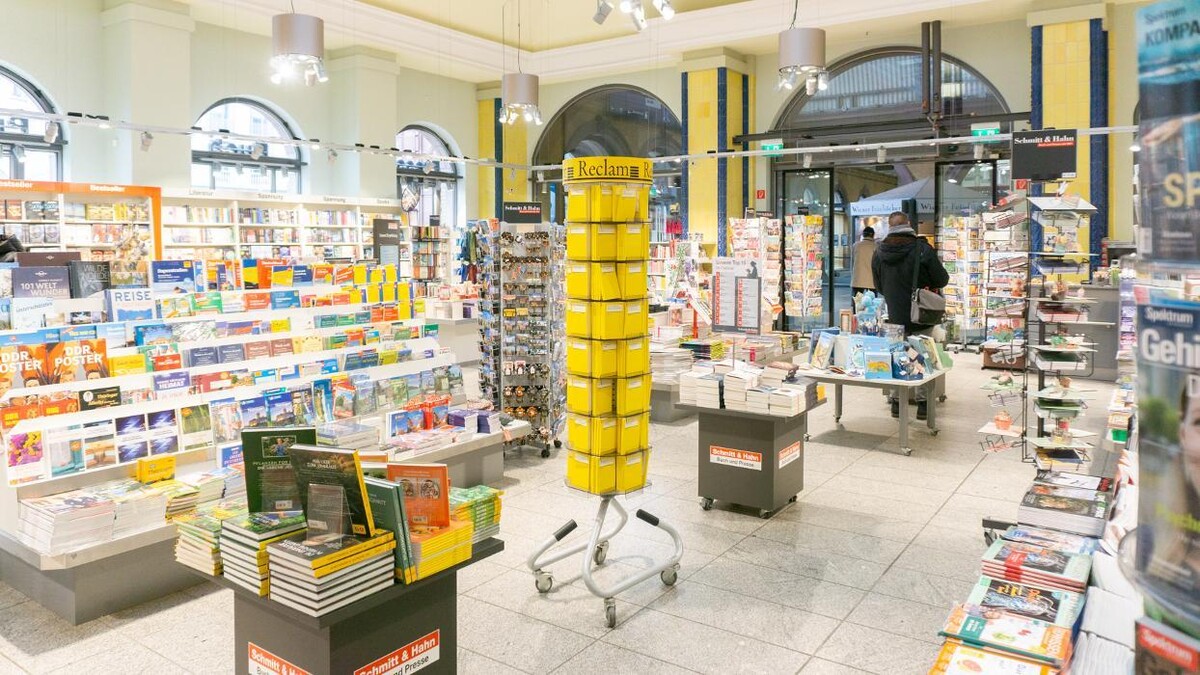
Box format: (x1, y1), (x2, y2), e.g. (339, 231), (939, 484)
(12, 145), (24, 163)
(140, 131), (154, 152)
(250, 143), (265, 160)
(652, 0), (675, 19)
(805, 75), (818, 95)
(43, 123), (58, 144)
(631, 1), (647, 31)
(594, 0), (613, 24)
(948, 178), (958, 184)
(1129, 141), (1142, 153)
(619, 0), (633, 11)
(817, 71), (829, 91)
(96, 115), (111, 129)
(327, 148), (338, 163)
(876, 147), (886, 163)
(974, 144), (985, 160)
(803, 154), (812, 168)
(309, 138), (321, 151)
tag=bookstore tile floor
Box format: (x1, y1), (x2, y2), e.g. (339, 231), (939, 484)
(0, 353), (1115, 674)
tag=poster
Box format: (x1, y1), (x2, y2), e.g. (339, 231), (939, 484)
(372, 218), (402, 268)
(1137, 0), (1200, 263)
(712, 257), (762, 335)
(1010, 130), (1078, 181)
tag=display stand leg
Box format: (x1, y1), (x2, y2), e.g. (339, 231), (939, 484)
(898, 396), (912, 456)
(834, 384), (843, 424)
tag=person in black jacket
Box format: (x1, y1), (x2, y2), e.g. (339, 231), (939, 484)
(871, 211), (949, 419)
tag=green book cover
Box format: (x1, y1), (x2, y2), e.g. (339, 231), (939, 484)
(222, 510), (307, 541)
(285, 444), (376, 538)
(240, 427), (317, 514)
(364, 477), (415, 583)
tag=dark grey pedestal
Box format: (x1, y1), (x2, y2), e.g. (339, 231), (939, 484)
(651, 382), (694, 423)
(197, 538), (503, 675)
(0, 529), (202, 625)
(680, 405), (812, 518)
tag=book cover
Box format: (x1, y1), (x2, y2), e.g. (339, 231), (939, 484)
(1135, 616), (1200, 675)
(270, 290), (301, 310)
(150, 260), (203, 294)
(265, 390), (297, 426)
(964, 576), (1081, 628)
(153, 370), (192, 398)
(191, 291), (223, 315)
(79, 385), (121, 411)
(267, 531), (393, 571)
(210, 398), (242, 445)
(364, 477), (415, 581)
(286, 444), (376, 538)
(46, 339), (108, 383)
(981, 539), (1091, 587)
(1020, 489), (1107, 519)
(241, 427), (316, 513)
(810, 331), (836, 370)
(186, 346), (219, 368)
(150, 352), (182, 372)
(178, 404), (214, 451)
(1033, 470), (1112, 493)
(238, 396), (269, 429)
(244, 341), (272, 361)
(0, 344), (47, 392)
(10, 297), (55, 330)
(385, 463), (450, 528)
(12, 267), (71, 299)
(218, 344), (246, 364)
(67, 261), (111, 299)
(930, 641), (1057, 675)
(105, 287), (154, 322)
(108, 353), (148, 377)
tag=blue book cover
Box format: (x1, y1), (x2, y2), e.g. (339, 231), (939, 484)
(58, 325), (97, 341)
(219, 443), (243, 467)
(264, 389), (297, 426)
(315, 314), (338, 329)
(312, 379), (334, 423)
(134, 322), (174, 346)
(153, 370), (192, 394)
(16, 328), (61, 345)
(147, 409), (177, 431)
(252, 369), (277, 384)
(187, 346), (220, 367)
(149, 435), (178, 456)
(318, 358), (339, 374)
(292, 265), (313, 286)
(344, 352), (366, 371)
(94, 322), (129, 347)
(218, 343), (246, 364)
(269, 290), (301, 310)
(12, 266), (71, 299)
(106, 288), (155, 322)
(277, 364), (300, 381)
(150, 260), (203, 294)
(238, 396), (268, 429)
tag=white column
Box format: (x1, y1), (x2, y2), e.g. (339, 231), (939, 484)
(327, 47), (400, 198)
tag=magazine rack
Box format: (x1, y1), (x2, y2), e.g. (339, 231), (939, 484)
(527, 489), (683, 628)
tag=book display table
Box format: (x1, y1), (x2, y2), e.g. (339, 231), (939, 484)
(801, 369), (948, 456)
(391, 420), (530, 488)
(422, 316), (481, 366)
(193, 537), (503, 675)
(679, 403), (820, 518)
(650, 380), (693, 423)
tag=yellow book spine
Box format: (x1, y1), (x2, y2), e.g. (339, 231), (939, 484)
(312, 539), (397, 578)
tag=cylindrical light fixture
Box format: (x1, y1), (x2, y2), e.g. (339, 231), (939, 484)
(500, 72), (543, 125)
(778, 27), (827, 92)
(271, 13), (328, 85)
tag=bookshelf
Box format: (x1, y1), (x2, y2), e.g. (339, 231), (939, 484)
(160, 189), (411, 266)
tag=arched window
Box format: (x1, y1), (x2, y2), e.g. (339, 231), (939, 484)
(395, 125), (460, 230)
(0, 65), (62, 181)
(191, 98), (302, 193)
(532, 85), (682, 234)
(773, 47), (1010, 145)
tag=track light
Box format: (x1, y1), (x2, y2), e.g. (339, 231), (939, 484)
(619, 0), (634, 11)
(805, 75), (818, 95)
(876, 147), (886, 163)
(594, 0), (613, 24)
(43, 123), (58, 144)
(96, 116), (111, 129)
(803, 154), (812, 168)
(631, 1), (647, 31)
(140, 131), (153, 151)
(309, 138), (321, 151)
(12, 145), (24, 163)
(974, 143), (985, 160)
(817, 71), (829, 91)
(1129, 141), (1141, 153)
(327, 148), (338, 163)
(652, 0), (674, 19)
(250, 142), (265, 160)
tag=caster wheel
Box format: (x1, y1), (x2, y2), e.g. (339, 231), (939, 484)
(541, 448), (551, 458)
(593, 542), (608, 566)
(554, 439), (563, 448)
(759, 509), (772, 519)
(901, 447), (913, 456)
(660, 568), (678, 586)
(788, 495), (798, 503)
(605, 604), (617, 628)
(535, 573), (553, 593)
(939, 395), (947, 403)
(700, 498), (714, 511)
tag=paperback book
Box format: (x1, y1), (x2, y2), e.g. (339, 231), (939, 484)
(940, 604), (1072, 667)
(964, 576), (1083, 628)
(240, 427), (316, 513)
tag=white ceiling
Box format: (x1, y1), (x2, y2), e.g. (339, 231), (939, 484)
(179, 0), (1116, 84)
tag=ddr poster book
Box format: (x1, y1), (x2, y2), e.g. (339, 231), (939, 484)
(1134, 302), (1200, 623)
(964, 576), (1082, 628)
(939, 604), (1072, 668)
(240, 427), (315, 514)
(285, 444), (376, 538)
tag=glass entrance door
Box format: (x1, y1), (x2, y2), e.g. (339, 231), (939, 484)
(776, 169), (834, 329)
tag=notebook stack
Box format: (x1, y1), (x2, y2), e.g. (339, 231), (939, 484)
(450, 485), (503, 544)
(172, 498), (248, 575)
(17, 490), (115, 555)
(410, 519), (474, 581)
(219, 511), (308, 596)
(92, 479), (168, 538)
(1018, 484), (1110, 537)
(980, 538), (1093, 593)
(267, 531), (396, 616)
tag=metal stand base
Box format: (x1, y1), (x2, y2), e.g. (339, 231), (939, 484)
(527, 495), (684, 628)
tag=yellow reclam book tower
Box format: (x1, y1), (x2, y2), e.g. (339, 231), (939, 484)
(561, 157), (653, 495)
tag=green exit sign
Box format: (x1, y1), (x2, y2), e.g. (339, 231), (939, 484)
(761, 138), (784, 157)
(971, 124), (1001, 137)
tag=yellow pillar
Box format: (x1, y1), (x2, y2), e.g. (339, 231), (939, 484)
(476, 87), (531, 219)
(681, 50), (754, 255)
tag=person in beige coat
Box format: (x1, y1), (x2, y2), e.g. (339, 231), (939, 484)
(850, 226), (876, 299)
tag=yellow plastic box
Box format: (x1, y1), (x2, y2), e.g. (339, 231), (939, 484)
(617, 413), (650, 454)
(590, 185), (616, 223)
(565, 300), (593, 337)
(566, 414), (618, 455)
(566, 376), (614, 416)
(615, 374), (651, 416)
(566, 223), (618, 261)
(618, 336), (650, 376)
(566, 339), (619, 378)
(580, 301), (625, 340)
(567, 451), (617, 495)
(610, 184), (647, 223)
(616, 222), (650, 261)
(565, 185), (591, 223)
(616, 262), (647, 300)
(565, 262), (621, 301)
(616, 451), (649, 493)
(623, 299), (648, 339)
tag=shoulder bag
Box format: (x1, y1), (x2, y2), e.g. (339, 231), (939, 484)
(910, 245), (946, 326)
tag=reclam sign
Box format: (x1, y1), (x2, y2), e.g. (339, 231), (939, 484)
(562, 157), (653, 184)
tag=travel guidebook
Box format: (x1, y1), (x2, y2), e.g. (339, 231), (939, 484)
(285, 444), (376, 538)
(240, 427), (316, 513)
(1134, 302), (1200, 622)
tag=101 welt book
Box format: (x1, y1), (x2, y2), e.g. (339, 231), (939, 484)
(12, 266), (71, 299)
(940, 604), (1072, 667)
(1135, 301), (1200, 622)
(240, 427), (316, 513)
(385, 463), (450, 528)
(286, 444), (376, 537)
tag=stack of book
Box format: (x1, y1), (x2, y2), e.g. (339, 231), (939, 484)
(267, 531), (396, 616)
(722, 369), (758, 411)
(172, 498), (248, 575)
(768, 388), (806, 416)
(1018, 483), (1110, 537)
(450, 485), (503, 544)
(677, 370), (705, 406)
(745, 386), (773, 415)
(695, 374), (723, 409)
(93, 479), (168, 538)
(17, 490), (116, 554)
(317, 420), (379, 450)
(938, 604), (1072, 671)
(760, 360), (798, 387)
(148, 480), (201, 520)
(410, 519), (474, 581)
(219, 511), (307, 596)
(180, 471), (226, 504)
(649, 347), (694, 384)
(979, 538), (1092, 593)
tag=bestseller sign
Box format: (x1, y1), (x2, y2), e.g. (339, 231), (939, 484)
(1011, 129), (1078, 181)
